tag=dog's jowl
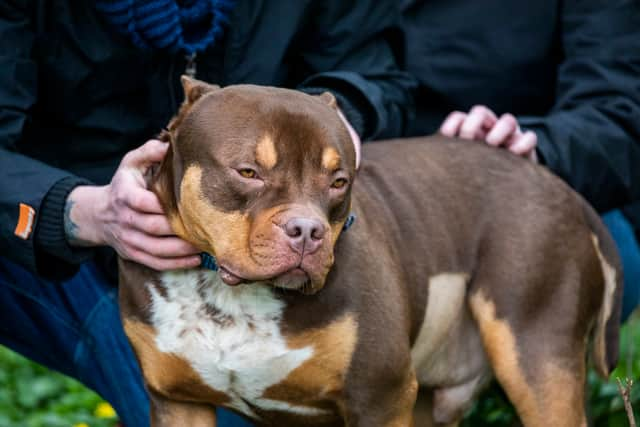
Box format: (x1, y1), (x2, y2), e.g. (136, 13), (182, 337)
(119, 77), (622, 427)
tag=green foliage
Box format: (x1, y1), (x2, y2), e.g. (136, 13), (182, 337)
(591, 314), (640, 427)
(463, 313), (640, 426)
(0, 347), (118, 427)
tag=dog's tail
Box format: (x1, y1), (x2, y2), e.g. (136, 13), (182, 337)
(582, 200), (623, 377)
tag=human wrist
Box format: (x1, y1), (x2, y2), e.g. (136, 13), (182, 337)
(65, 185), (108, 247)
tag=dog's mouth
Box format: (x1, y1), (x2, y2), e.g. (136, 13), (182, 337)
(269, 267), (312, 292)
(218, 266), (248, 286)
(218, 263), (312, 292)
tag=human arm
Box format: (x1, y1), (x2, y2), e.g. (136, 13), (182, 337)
(64, 140), (201, 271)
(296, 0), (417, 141)
(0, 0), (94, 277)
(439, 0), (640, 212)
(0, 2), (199, 277)
(516, 0), (640, 212)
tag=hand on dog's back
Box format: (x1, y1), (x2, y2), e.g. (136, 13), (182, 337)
(64, 139), (202, 271)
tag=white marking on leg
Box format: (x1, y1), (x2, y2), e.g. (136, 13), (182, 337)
(591, 234), (618, 373)
(411, 273), (491, 422)
(411, 273), (468, 363)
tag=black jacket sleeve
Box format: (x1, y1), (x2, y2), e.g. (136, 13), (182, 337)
(297, 1), (417, 141)
(0, 1), (92, 277)
(518, 0), (640, 213)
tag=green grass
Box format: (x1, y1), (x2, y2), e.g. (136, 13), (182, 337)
(0, 347), (118, 427)
(0, 314), (637, 426)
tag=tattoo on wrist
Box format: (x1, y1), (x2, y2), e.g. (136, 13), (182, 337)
(64, 198), (83, 245)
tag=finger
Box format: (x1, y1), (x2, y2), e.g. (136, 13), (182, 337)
(121, 139), (169, 169)
(440, 111), (467, 137)
(470, 105), (498, 127)
(123, 230), (200, 258)
(337, 108), (361, 170)
(509, 131), (538, 157)
(486, 113), (519, 146)
(124, 187), (165, 214)
(126, 213), (175, 236)
(126, 249), (202, 271)
(459, 105), (497, 140)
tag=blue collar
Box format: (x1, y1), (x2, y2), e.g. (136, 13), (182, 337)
(200, 213), (356, 272)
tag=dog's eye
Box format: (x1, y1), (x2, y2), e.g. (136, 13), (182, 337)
(331, 178), (348, 189)
(238, 168), (258, 179)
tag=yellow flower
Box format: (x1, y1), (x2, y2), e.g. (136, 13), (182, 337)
(94, 401), (117, 418)
(74, 424), (90, 427)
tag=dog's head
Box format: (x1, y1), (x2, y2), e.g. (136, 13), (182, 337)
(153, 77), (356, 294)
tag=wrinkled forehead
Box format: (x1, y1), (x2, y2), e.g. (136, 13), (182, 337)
(175, 85), (355, 171)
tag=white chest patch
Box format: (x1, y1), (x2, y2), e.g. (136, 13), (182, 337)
(149, 269), (327, 418)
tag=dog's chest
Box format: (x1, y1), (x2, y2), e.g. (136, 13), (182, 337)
(148, 270), (331, 418)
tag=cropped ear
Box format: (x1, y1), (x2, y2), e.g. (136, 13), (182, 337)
(155, 76), (217, 206)
(181, 75), (220, 104)
(317, 91), (338, 109)
(163, 77), (220, 135)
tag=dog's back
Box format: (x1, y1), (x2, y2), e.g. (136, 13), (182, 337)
(350, 136), (622, 425)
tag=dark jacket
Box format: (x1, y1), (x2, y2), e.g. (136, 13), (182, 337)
(402, 0), (640, 233)
(0, 0), (416, 279)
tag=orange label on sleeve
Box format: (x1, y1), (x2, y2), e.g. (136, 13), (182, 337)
(14, 203), (36, 240)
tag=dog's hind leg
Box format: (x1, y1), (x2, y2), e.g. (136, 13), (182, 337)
(469, 288), (588, 427)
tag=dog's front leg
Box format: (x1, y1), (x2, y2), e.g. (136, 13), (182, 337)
(149, 390), (217, 427)
(342, 370), (418, 427)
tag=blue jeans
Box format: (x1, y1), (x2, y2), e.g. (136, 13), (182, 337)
(0, 260), (252, 427)
(0, 210), (638, 426)
(602, 210), (640, 320)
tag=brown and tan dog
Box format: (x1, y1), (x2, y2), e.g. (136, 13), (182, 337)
(119, 77), (622, 427)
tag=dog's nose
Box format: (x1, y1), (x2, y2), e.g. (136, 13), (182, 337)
(284, 217), (325, 255)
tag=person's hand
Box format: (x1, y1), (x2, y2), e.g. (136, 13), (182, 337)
(440, 105), (538, 162)
(337, 108), (361, 169)
(65, 139), (201, 270)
